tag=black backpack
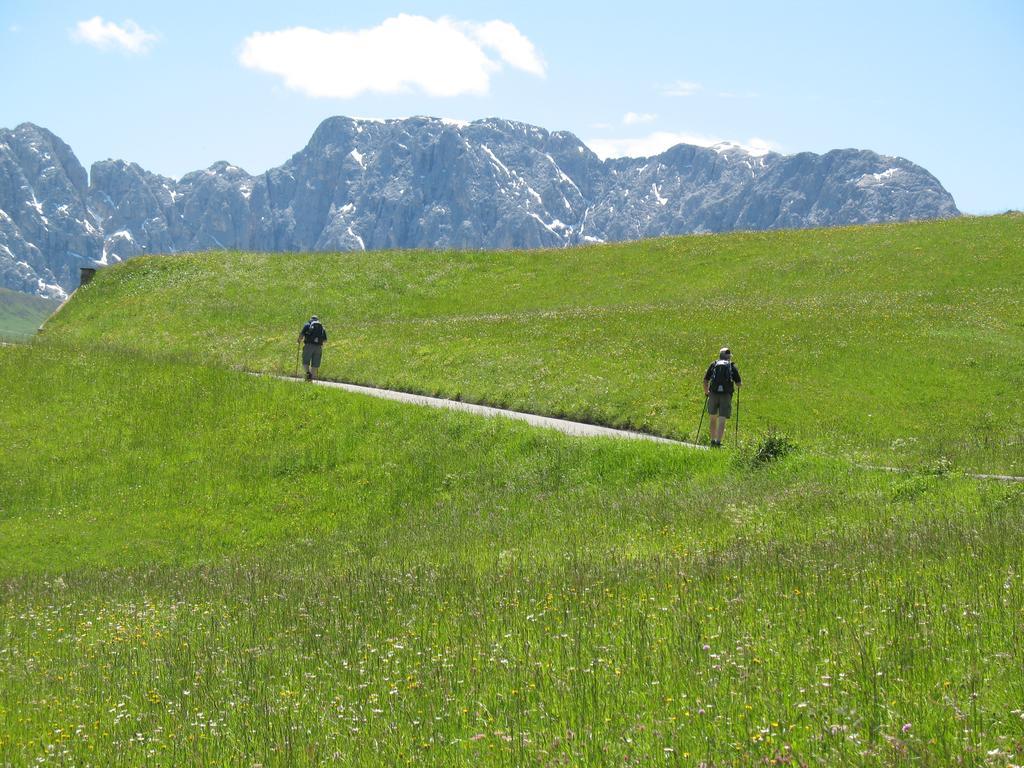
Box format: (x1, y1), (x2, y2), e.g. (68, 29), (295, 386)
(710, 360), (733, 393)
(303, 321), (326, 344)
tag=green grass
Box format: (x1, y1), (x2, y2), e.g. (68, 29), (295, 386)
(2, 343), (1023, 766)
(0, 287), (59, 341)
(4, 217), (1024, 765)
(46, 215), (1024, 474)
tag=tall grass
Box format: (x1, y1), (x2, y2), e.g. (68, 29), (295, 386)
(2, 343), (1023, 765)
(4, 527), (1023, 766)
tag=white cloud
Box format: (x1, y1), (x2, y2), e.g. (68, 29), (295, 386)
(587, 131), (780, 160)
(469, 20), (545, 76)
(623, 112), (657, 126)
(72, 16), (157, 54)
(662, 80), (703, 97)
(239, 14), (545, 99)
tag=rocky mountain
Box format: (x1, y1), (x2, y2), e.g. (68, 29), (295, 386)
(0, 117), (959, 298)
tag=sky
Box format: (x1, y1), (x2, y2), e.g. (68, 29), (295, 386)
(2, 0), (1021, 214)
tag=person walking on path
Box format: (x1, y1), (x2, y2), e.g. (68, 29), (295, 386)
(703, 347), (741, 447)
(298, 315), (327, 381)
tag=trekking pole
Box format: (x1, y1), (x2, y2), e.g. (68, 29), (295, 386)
(735, 389), (740, 444)
(294, 342), (301, 378)
(696, 394), (708, 444)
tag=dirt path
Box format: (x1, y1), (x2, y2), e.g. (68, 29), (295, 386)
(286, 376), (701, 448)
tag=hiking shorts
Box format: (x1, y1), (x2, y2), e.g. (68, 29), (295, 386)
(707, 391), (733, 418)
(302, 343), (323, 368)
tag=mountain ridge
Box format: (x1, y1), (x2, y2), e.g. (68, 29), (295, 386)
(0, 116), (959, 298)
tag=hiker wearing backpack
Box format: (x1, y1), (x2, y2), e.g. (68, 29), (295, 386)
(703, 347), (741, 447)
(298, 315), (327, 381)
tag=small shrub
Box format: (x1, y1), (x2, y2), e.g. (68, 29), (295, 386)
(890, 475), (931, 502)
(747, 429), (798, 467)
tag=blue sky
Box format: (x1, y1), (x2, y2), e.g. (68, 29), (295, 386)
(2, 0), (1021, 214)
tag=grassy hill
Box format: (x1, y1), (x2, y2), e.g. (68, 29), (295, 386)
(3, 215), (1023, 765)
(47, 214), (1024, 474)
(0, 286), (59, 341)
(1, 343), (1021, 766)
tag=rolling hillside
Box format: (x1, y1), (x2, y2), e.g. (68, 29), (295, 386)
(3, 216), (1022, 765)
(48, 214), (1024, 473)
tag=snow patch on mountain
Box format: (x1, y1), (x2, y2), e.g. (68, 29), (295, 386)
(347, 226), (365, 250)
(856, 168), (904, 186)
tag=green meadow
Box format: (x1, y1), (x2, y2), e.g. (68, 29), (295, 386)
(0, 287), (59, 342)
(48, 214), (1024, 474)
(2, 215), (1023, 765)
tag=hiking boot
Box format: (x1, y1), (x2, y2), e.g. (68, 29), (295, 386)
(710, 440), (721, 448)
(305, 371), (313, 381)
